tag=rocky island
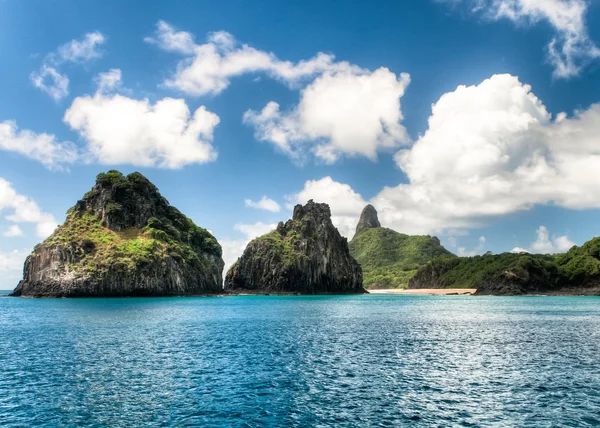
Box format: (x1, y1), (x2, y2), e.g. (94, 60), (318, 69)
(408, 237), (600, 295)
(225, 200), (364, 294)
(349, 205), (455, 289)
(11, 171), (224, 297)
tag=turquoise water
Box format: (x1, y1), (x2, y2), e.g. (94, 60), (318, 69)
(1, 295), (600, 426)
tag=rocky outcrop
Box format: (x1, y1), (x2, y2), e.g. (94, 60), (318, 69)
(11, 170), (224, 297)
(225, 200), (364, 294)
(354, 204), (381, 238)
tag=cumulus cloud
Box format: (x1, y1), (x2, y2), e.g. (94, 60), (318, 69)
(442, 0), (600, 78)
(145, 20), (361, 96)
(244, 69), (411, 163)
(3, 225), (24, 237)
(146, 21), (411, 163)
(0, 120), (79, 170)
(511, 225), (575, 253)
(289, 73), (600, 236)
(31, 31), (106, 100)
(63, 70), (220, 169)
(219, 222), (277, 275)
(0, 178), (57, 238)
(244, 196), (281, 212)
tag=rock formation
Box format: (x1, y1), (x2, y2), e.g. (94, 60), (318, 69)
(11, 170), (224, 297)
(225, 200), (364, 294)
(354, 204), (381, 238)
(349, 205), (455, 289)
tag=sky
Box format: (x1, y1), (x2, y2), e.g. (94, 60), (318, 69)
(1, 0), (600, 289)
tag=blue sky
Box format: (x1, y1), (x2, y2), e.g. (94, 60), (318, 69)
(1, 0), (600, 288)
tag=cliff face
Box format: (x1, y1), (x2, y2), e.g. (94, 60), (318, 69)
(408, 238), (600, 295)
(225, 200), (364, 294)
(349, 205), (455, 289)
(12, 170), (224, 297)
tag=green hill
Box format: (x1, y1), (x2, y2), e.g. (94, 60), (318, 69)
(349, 220), (455, 289)
(408, 237), (600, 295)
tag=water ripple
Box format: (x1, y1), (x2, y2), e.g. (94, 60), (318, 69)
(1, 295), (600, 426)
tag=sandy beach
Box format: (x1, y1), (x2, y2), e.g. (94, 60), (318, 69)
(368, 289), (477, 295)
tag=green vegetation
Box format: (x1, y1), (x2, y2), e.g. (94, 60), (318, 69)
(48, 211), (165, 274)
(41, 170), (222, 276)
(252, 229), (308, 267)
(349, 227), (455, 289)
(414, 237), (600, 290)
(422, 253), (558, 289)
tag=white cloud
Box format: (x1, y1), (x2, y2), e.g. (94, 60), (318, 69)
(0, 120), (78, 170)
(288, 73), (600, 236)
(31, 31), (106, 100)
(56, 31), (105, 63)
(145, 20), (362, 96)
(443, 0), (600, 78)
(511, 225), (575, 253)
(144, 20), (196, 55)
(146, 21), (411, 163)
(244, 68), (411, 163)
(30, 65), (69, 101)
(0, 249), (30, 272)
(219, 222), (277, 275)
(95, 68), (122, 93)
(63, 70), (220, 169)
(3, 225), (23, 237)
(0, 178), (57, 238)
(244, 196), (281, 212)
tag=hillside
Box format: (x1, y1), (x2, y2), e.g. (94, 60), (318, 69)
(409, 237), (600, 295)
(349, 205), (455, 289)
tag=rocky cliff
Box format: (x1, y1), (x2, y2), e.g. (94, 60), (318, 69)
(354, 204), (381, 238)
(11, 170), (224, 297)
(349, 205), (455, 289)
(225, 200), (364, 294)
(408, 237), (600, 295)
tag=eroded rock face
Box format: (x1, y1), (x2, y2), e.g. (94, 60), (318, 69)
(354, 205), (381, 238)
(11, 170), (224, 297)
(225, 200), (364, 294)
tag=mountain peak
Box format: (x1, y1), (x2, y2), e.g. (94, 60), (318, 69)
(354, 204), (381, 237)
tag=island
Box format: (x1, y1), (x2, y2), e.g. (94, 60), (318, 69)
(11, 170), (224, 297)
(225, 200), (365, 294)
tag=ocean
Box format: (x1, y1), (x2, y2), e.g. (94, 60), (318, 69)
(1, 294), (599, 426)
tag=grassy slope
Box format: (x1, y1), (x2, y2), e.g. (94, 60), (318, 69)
(349, 227), (455, 289)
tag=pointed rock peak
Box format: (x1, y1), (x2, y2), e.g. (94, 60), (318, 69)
(292, 199), (332, 221)
(354, 204), (381, 237)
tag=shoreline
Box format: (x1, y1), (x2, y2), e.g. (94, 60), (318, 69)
(368, 288), (477, 295)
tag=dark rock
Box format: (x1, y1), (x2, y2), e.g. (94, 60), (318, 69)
(11, 170), (224, 297)
(225, 200), (364, 294)
(354, 204), (381, 238)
